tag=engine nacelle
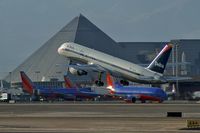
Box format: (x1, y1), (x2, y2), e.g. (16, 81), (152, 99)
(125, 95), (139, 103)
(95, 80), (104, 86)
(69, 67), (88, 76)
(120, 80), (129, 86)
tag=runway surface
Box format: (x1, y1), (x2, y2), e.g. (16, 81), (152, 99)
(0, 102), (200, 132)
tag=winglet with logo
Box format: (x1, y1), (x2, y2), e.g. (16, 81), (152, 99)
(147, 44), (173, 74)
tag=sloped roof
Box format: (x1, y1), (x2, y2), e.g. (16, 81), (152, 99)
(74, 14), (119, 56)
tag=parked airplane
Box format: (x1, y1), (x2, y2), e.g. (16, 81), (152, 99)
(20, 71), (100, 101)
(106, 73), (167, 103)
(58, 42), (172, 86)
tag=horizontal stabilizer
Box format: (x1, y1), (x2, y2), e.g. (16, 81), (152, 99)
(164, 76), (191, 81)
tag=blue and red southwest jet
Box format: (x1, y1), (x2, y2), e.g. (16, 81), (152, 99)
(58, 42), (173, 86)
(106, 73), (167, 103)
(20, 71), (100, 100)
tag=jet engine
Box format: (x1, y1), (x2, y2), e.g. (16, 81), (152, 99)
(125, 96), (137, 103)
(69, 67), (88, 76)
(95, 80), (104, 86)
(120, 80), (129, 86)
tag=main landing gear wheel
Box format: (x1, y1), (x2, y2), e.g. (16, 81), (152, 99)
(95, 80), (104, 86)
(141, 100), (146, 103)
(132, 98), (136, 103)
(95, 72), (104, 86)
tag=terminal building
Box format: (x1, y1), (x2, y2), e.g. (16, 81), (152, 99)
(3, 14), (200, 99)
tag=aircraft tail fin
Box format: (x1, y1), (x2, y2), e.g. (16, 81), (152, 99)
(106, 73), (115, 89)
(147, 44), (173, 74)
(20, 71), (34, 94)
(64, 75), (75, 88)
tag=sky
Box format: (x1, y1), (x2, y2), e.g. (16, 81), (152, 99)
(0, 0), (200, 78)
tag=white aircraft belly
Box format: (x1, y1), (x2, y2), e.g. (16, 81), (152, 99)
(76, 53), (142, 82)
(62, 48), (158, 83)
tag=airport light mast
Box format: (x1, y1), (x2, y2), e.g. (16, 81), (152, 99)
(171, 40), (180, 99)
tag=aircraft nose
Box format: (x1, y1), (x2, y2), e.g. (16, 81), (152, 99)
(58, 45), (64, 54)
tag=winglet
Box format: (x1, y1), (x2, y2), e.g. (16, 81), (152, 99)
(20, 71), (34, 94)
(147, 44), (173, 74)
(64, 75), (75, 88)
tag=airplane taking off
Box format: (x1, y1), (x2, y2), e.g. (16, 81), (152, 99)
(106, 73), (167, 103)
(58, 42), (172, 86)
(20, 71), (100, 101)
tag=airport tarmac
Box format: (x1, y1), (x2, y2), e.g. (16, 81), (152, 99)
(0, 102), (200, 133)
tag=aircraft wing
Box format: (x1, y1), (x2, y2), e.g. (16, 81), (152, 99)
(136, 75), (168, 83)
(137, 75), (191, 83)
(68, 64), (107, 72)
(68, 64), (123, 78)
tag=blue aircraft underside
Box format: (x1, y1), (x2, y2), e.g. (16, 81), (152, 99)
(34, 87), (99, 100)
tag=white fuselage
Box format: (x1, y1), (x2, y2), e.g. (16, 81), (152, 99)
(58, 42), (165, 84)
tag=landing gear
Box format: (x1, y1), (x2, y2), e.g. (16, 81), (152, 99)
(120, 80), (129, 86)
(132, 97), (136, 103)
(141, 100), (146, 103)
(95, 80), (104, 86)
(95, 72), (104, 86)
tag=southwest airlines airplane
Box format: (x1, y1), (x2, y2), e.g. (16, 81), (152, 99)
(20, 71), (100, 101)
(58, 42), (172, 85)
(106, 73), (167, 103)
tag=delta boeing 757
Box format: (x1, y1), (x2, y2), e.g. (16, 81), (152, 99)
(58, 42), (172, 86)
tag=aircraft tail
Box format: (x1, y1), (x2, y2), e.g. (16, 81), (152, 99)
(147, 44), (173, 74)
(106, 73), (122, 94)
(106, 73), (115, 89)
(64, 75), (75, 88)
(20, 71), (34, 94)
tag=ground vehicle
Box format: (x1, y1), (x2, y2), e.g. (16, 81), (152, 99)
(0, 92), (11, 102)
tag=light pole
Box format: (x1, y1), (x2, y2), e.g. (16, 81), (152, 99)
(171, 40), (180, 99)
(9, 72), (12, 88)
(173, 41), (180, 99)
(172, 44), (175, 75)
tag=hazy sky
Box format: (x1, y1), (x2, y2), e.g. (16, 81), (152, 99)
(0, 0), (200, 78)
